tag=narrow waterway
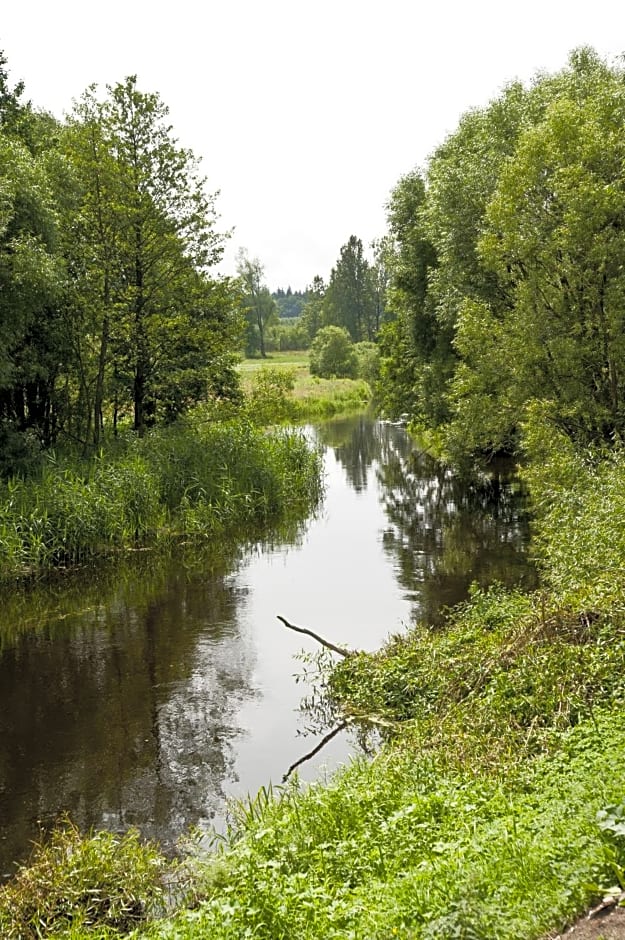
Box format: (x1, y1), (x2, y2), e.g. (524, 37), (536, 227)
(0, 415), (535, 877)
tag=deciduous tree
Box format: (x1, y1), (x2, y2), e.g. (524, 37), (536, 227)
(236, 250), (277, 358)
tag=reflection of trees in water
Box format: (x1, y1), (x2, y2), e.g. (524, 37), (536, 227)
(319, 415), (536, 626)
(380, 442), (537, 623)
(0, 550), (255, 876)
(317, 414), (387, 492)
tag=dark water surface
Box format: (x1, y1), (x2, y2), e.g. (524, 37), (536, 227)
(0, 415), (535, 877)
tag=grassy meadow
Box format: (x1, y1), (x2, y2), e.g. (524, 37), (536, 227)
(238, 351), (371, 421)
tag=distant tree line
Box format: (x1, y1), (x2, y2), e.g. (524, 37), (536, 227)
(273, 288), (307, 319)
(237, 236), (391, 360)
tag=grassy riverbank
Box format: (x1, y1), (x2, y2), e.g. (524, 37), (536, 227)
(0, 353), (369, 580)
(3, 426), (625, 939)
(0, 416), (322, 580)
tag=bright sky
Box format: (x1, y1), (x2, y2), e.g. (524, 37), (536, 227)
(2, 1), (624, 291)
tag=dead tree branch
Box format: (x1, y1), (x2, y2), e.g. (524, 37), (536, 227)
(276, 615), (354, 657)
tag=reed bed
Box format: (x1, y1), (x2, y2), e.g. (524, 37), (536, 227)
(0, 420), (322, 579)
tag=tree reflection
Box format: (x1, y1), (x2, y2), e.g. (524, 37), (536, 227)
(318, 415), (536, 625)
(0, 548), (255, 877)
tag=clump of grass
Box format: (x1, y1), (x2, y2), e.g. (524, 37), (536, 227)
(291, 378), (371, 421)
(0, 819), (169, 938)
(328, 581), (625, 767)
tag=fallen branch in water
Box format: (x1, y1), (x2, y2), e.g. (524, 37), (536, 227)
(276, 615), (354, 658)
(282, 721), (349, 782)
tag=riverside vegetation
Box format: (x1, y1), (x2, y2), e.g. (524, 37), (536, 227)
(5, 46), (625, 940)
(0, 412), (323, 581)
(0, 353), (372, 581)
(3, 417), (625, 938)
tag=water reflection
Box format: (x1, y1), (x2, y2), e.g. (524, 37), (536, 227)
(0, 415), (535, 878)
(0, 551), (255, 876)
(319, 416), (536, 624)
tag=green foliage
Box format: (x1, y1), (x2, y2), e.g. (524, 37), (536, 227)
(63, 77), (238, 438)
(0, 55), (242, 472)
(136, 711), (625, 940)
(353, 341), (380, 388)
(322, 236), (379, 342)
(378, 170), (446, 423)
(299, 276), (326, 343)
(0, 819), (168, 937)
(381, 48), (625, 459)
(522, 417), (625, 609)
(272, 287), (308, 319)
(309, 326), (358, 379)
(267, 317), (310, 351)
(236, 251), (277, 358)
(245, 366), (297, 424)
(329, 582), (625, 755)
(0, 128), (66, 451)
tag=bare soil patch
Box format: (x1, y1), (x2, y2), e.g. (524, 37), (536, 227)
(548, 899), (625, 939)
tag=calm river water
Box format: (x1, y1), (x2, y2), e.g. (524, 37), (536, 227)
(0, 415), (535, 877)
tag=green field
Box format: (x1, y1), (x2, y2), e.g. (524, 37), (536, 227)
(239, 351), (371, 417)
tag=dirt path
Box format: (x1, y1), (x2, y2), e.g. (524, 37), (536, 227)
(549, 900), (625, 939)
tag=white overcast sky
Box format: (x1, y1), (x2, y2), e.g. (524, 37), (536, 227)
(1, 1), (624, 290)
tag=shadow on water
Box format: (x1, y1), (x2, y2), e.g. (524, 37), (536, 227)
(0, 415), (536, 878)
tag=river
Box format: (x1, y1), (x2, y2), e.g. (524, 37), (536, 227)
(0, 414), (535, 877)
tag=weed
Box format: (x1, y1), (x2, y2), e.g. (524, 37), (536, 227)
(0, 819), (169, 938)
(0, 419), (322, 580)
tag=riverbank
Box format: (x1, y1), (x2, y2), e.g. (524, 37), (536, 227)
(0, 355), (370, 581)
(133, 429), (625, 939)
(0, 416), (323, 580)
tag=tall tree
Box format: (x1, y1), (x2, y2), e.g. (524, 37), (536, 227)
(0, 50), (26, 136)
(323, 236), (376, 341)
(378, 172), (442, 422)
(236, 250), (276, 357)
(0, 129), (66, 465)
(461, 51), (625, 449)
(300, 275), (325, 343)
(64, 77), (237, 437)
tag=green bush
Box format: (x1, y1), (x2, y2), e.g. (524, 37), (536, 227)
(309, 326), (358, 379)
(246, 367), (297, 424)
(354, 341), (380, 387)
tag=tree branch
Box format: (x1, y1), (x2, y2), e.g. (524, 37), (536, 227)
(276, 615), (353, 657)
(282, 721), (348, 782)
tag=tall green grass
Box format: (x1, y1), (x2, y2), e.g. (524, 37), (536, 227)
(130, 709), (625, 940)
(0, 419), (322, 579)
(0, 819), (170, 939)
